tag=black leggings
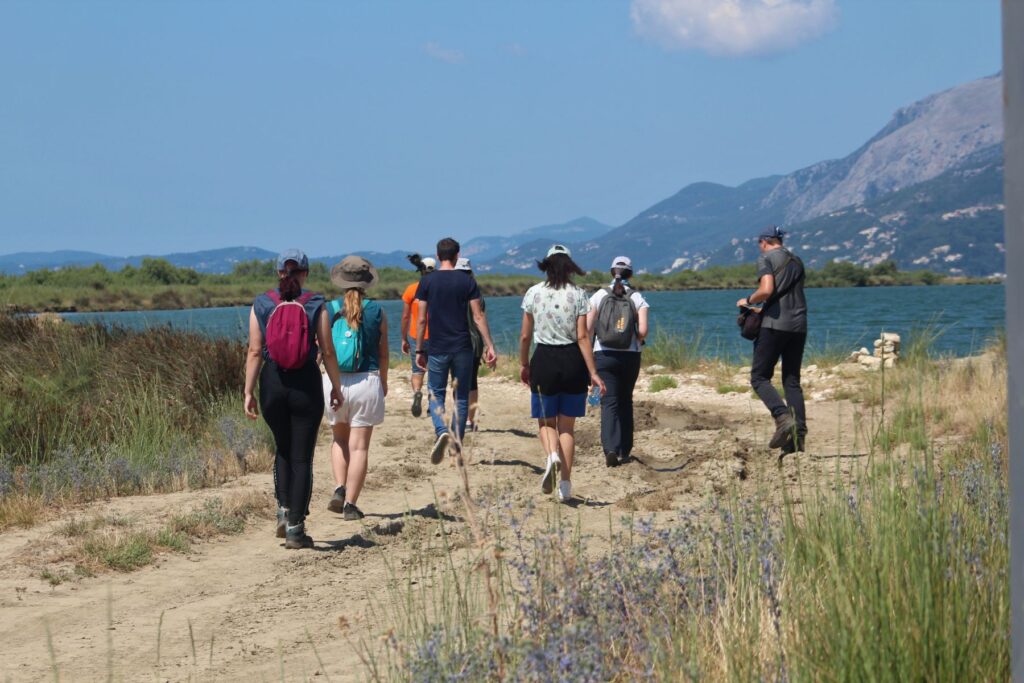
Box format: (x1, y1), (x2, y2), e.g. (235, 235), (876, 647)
(595, 350), (642, 457)
(260, 361), (324, 526)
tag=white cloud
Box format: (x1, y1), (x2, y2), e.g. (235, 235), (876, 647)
(424, 42), (465, 64)
(630, 0), (839, 57)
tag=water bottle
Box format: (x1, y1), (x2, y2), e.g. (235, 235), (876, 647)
(587, 385), (601, 407)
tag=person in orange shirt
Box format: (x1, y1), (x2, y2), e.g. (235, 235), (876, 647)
(401, 254), (435, 416)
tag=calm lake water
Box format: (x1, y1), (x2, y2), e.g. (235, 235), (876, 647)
(61, 285), (1005, 362)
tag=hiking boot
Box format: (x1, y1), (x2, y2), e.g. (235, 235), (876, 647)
(276, 507), (288, 538)
(604, 451), (620, 468)
(769, 413), (797, 449)
(411, 391), (423, 417)
(557, 480), (572, 503)
(343, 501), (365, 521)
(327, 486), (346, 514)
(541, 454), (560, 494)
(780, 432), (807, 455)
(284, 523), (314, 550)
(430, 432), (451, 465)
(618, 453), (633, 466)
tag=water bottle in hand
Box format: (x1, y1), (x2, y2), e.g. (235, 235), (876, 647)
(587, 385), (601, 407)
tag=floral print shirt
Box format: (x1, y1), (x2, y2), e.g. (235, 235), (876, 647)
(521, 282), (591, 346)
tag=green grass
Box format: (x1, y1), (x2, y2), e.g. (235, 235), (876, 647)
(649, 375), (678, 392)
(358, 340), (1008, 681)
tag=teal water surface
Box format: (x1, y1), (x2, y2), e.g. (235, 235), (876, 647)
(61, 284), (1005, 362)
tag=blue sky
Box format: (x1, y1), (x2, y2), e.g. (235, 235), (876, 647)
(0, 0), (1002, 257)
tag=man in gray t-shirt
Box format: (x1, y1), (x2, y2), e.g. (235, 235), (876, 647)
(736, 226), (807, 454)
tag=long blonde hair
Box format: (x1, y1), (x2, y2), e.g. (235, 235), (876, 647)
(343, 289), (364, 329)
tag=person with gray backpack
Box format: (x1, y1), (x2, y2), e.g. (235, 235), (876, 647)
(587, 256), (649, 467)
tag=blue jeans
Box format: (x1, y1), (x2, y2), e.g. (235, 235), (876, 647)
(427, 350), (474, 438)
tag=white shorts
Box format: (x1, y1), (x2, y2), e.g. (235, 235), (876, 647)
(322, 371), (385, 428)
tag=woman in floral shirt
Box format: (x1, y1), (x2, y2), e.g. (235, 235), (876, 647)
(519, 244), (606, 503)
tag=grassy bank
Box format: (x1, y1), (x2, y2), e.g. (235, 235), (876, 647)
(365, 343), (1009, 680)
(0, 312), (271, 528)
(0, 258), (996, 313)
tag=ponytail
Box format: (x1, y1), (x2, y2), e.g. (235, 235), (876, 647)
(343, 289), (364, 329)
(612, 276), (625, 297)
(279, 268), (302, 301)
(610, 267), (633, 296)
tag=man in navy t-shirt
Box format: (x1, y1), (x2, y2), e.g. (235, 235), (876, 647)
(415, 237), (498, 463)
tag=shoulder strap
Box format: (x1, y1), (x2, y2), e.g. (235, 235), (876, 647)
(265, 289), (281, 305)
(328, 299), (343, 323)
(765, 251), (803, 306)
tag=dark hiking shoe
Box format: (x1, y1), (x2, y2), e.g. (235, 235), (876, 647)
(618, 453), (633, 466)
(780, 432), (807, 455)
(276, 507), (288, 538)
(328, 486), (346, 514)
(284, 524), (314, 550)
(430, 432), (451, 465)
(605, 451), (620, 468)
(343, 502), (365, 521)
(769, 413), (797, 449)
(411, 391), (423, 417)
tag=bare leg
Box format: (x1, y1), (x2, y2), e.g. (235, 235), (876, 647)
(556, 416), (576, 481)
(468, 389), (479, 424)
(411, 372), (424, 394)
(537, 417), (560, 461)
(344, 426), (373, 504)
(330, 422), (351, 489)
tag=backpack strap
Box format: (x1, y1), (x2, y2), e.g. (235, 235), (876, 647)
(265, 289), (281, 305)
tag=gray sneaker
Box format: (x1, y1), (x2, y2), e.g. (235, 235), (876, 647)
(276, 507), (288, 538)
(343, 502), (365, 520)
(430, 432), (451, 465)
(327, 486), (346, 514)
(769, 413), (797, 449)
(284, 523), (314, 549)
(541, 455), (560, 495)
(411, 391), (423, 417)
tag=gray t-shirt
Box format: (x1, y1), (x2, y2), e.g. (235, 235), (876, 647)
(756, 248), (807, 333)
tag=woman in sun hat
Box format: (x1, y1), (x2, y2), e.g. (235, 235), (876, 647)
(587, 255), (650, 467)
(244, 248), (342, 550)
(323, 255), (389, 521)
(519, 244), (605, 504)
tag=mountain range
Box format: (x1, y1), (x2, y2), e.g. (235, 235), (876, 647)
(0, 74), (1005, 277)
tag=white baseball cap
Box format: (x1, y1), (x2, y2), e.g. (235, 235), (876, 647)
(455, 257), (472, 271)
(421, 257), (436, 271)
(611, 255), (632, 269)
(546, 244), (572, 258)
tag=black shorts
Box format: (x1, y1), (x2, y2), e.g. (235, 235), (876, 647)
(529, 343), (588, 396)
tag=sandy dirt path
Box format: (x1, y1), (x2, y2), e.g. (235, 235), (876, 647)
(0, 367), (866, 681)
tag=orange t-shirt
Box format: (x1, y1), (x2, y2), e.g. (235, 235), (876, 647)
(402, 281), (429, 340)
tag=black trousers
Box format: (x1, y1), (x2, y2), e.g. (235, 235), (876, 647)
(750, 328), (807, 435)
(595, 350), (642, 457)
(259, 361), (324, 526)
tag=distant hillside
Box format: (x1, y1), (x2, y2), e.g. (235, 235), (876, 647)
(467, 217), (613, 269)
(576, 74), (1004, 276)
(0, 246), (277, 275)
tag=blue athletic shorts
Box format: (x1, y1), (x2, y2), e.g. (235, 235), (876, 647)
(531, 391), (586, 419)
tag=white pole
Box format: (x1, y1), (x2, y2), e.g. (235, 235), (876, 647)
(1004, 1), (1024, 679)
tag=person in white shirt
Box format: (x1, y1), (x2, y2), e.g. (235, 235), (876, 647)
(519, 244), (606, 503)
(586, 256), (650, 467)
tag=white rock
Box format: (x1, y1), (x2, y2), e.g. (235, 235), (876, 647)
(645, 364), (667, 374)
(881, 332), (901, 343)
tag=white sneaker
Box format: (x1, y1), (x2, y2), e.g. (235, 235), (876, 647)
(557, 480), (572, 503)
(541, 453), (560, 494)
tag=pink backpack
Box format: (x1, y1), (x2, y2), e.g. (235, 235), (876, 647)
(264, 290), (314, 369)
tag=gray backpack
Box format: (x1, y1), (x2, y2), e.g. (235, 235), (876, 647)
(594, 287), (638, 349)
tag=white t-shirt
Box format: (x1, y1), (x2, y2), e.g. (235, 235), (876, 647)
(521, 282), (591, 346)
(589, 287), (649, 353)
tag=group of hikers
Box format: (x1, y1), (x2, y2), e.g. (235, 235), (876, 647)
(243, 227), (807, 549)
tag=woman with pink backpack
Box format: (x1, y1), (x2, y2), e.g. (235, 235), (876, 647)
(244, 249), (343, 550)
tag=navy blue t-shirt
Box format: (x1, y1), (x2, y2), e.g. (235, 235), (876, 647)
(415, 270), (481, 354)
